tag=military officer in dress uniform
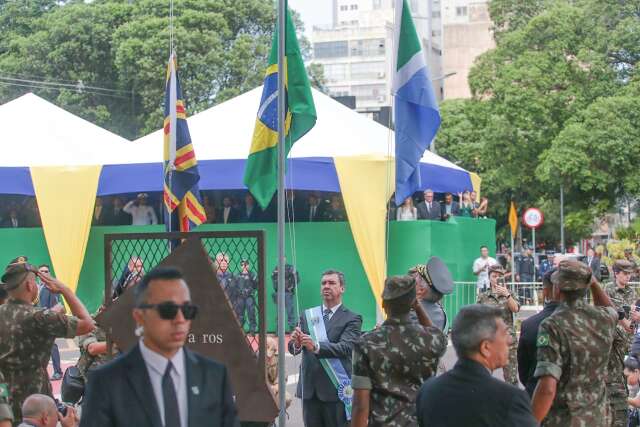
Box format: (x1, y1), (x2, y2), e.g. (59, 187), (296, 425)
(476, 265), (520, 385)
(532, 260), (618, 426)
(0, 261), (94, 422)
(409, 257), (454, 334)
(351, 275), (447, 427)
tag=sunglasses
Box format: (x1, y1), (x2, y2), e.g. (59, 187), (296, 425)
(138, 302), (198, 320)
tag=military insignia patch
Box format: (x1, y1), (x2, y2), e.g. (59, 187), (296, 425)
(537, 332), (550, 347)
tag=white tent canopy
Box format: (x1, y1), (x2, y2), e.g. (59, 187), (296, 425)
(0, 93), (149, 167)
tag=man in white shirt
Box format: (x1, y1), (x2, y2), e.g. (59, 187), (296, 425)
(123, 193), (158, 226)
(81, 267), (238, 427)
(473, 246), (498, 292)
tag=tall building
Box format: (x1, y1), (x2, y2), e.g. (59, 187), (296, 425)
(311, 0), (494, 116)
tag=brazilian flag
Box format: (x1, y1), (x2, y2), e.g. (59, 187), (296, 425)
(243, 4), (317, 209)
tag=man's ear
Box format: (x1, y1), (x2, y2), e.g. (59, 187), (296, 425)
(478, 340), (491, 359)
(132, 308), (144, 326)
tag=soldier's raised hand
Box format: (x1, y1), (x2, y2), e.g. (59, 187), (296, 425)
(37, 271), (67, 294)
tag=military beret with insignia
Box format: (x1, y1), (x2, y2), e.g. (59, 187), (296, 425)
(382, 275), (416, 301)
(551, 259), (592, 291)
(409, 257), (454, 295)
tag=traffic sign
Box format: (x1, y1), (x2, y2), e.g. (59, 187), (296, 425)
(523, 208), (544, 229)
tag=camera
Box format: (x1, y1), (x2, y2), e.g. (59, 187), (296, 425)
(56, 401), (68, 417)
(619, 305), (632, 321)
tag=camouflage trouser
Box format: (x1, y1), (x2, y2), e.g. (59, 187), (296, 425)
(609, 405), (628, 427)
(503, 342), (519, 385)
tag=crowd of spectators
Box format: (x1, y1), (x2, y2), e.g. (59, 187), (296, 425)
(392, 189), (489, 222)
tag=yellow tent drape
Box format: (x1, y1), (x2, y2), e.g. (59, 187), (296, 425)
(469, 172), (482, 198)
(30, 166), (102, 294)
(334, 155), (394, 311)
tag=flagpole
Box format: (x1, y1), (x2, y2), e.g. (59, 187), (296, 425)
(276, 0), (287, 425)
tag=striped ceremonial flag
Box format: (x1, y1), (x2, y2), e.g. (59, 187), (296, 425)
(393, 0), (441, 205)
(163, 52), (206, 232)
(243, 3), (316, 209)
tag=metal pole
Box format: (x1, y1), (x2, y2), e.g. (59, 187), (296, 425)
(560, 185), (565, 254)
(276, 0), (287, 426)
(510, 229), (515, 289)
(532, 227), (536, 272)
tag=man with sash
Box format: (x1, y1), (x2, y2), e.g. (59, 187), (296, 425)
(351, 275), (447, 427)
(288, 270), (363, 427)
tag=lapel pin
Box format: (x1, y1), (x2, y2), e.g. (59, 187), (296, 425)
(191, 386), (200, 395)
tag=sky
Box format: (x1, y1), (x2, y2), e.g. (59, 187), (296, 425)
(288, 0), (333, 38)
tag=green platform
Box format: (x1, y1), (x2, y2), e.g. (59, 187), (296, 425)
(0, 217), (495, 330)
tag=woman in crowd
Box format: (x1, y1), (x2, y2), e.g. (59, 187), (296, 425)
(396, 197), (417, 221)
(459, 191), (474, 217)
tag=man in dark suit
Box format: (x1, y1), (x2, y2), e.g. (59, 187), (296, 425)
(219, 196), (239, 224)
(585, 248), (601, 281)
(518, 269), (559, 396)
(440, 193), (459, 220)
(417, 304), (537, 427)
(37, 264), (65, 381)
(303, 194), (325, 222)
(1, 208), (22, 228)
(416, 189), (441, 220)
(104, 197), (130, 226)
(288, 270), (363, 427)
(240, 193), (261, 223)
(81, 267), (239, 427)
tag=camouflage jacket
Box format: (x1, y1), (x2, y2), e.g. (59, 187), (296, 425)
(476, 288), (519, 332)
(77, 325), (111, 379)
(0, 298), (78, 421)
(606, 325), (628, 410)
(0, 371), (12, 423)
(604, 282), (637, 311)
(352, 314), (447, 427)
(534, 299), (617, 427)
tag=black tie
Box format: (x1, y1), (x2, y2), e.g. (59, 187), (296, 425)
(323, 308), (332, 323)
(162, 361), (180, 427)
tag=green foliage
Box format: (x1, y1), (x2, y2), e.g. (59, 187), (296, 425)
(0, 0), (309, 139)
(438, 0), (639, 246)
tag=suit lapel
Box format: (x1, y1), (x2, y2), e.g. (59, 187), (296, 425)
(125, 345), (163, 426)
(185, 348), (203, 427)
(326, 305), (346, 338)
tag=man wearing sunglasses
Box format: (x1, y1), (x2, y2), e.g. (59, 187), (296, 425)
(81, 267), (239, 427)
(36, 264), (65, 381)
(0, 260), (95, 423)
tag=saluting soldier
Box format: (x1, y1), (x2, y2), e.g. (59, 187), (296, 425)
(0, 261), (94, 422)
(531, 260), (618, 426)
(476, 265), (520, 385)
(351, 275), (447, 427)
(409, 257), (454, 334)
(232, 259), (258, 334)
(605, 260), (640, 346)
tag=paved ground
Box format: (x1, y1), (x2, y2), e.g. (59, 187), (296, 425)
(49, 307), (538, 426)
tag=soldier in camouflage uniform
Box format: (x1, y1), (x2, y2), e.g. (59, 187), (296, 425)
(476, 265), (520, 385)
(0, 261), (94, 422)
(606, 325), (629, 427)
(531, 259), (618, 426)
(605, 260), (639, 348)
(351, 275), (447, 427)
(77, 322), (112, 381)
(232, 259), (258, 333)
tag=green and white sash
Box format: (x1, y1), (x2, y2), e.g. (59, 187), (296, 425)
(304, 306), (353, 420)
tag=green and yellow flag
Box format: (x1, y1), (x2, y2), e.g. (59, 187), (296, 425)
(243, 4), (317, 208)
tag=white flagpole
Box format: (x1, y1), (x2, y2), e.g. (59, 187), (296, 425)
(276, 0), (287, 425)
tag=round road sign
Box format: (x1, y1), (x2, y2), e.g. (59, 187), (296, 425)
(523, 208), (544, 229)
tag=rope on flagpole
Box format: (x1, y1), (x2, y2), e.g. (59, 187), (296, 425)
(169, 0), (175, 54)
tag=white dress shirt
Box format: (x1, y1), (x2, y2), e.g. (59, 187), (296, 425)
(473, 256), (498, 290)
(139, 339), (188, 427)
(123, 201), (158, 225)
(322, 303), (342, 322)
(223, 207), (231, 224)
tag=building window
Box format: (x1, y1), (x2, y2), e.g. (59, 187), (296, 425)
(324, 64), (348, 81)
(314, 41), (349, 59)
(372, 0), (382, 9)
(350, 20), (359, 25)
(351, 61), (386, 80)
(340, 5), (348, 11)
(350, 4), (358, 10)
(432, 30), (441, 37)
(349, 38), (386, 57)
(432, 11), (440, 18)
(456, 6), (468, 16)
(351, 84), (387, 101)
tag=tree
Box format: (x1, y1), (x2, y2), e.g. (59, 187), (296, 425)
(0, 0), (310, 139)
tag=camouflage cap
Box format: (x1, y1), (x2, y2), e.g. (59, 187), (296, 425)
(9, 255), (28, 264)
(488, 265), (506, 276)
(613, 259), (634, 273)
(382, 275), (416, 301)
(551, 259), (592, 291)
(1, 262), (38, 291)
(625, 248), (633, 253)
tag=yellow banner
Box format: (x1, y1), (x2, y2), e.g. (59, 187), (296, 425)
(509, 201), (518, 237)
(30, 166), (102, 294)
(334, 155), (395, 311)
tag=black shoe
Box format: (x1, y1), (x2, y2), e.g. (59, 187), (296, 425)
(51, 372), (63, 381)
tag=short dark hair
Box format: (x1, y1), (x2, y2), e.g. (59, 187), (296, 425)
(542, 268), (556, 288)
(0, 287), (7, 300)
(38, 264), (50, 270)
(452, 305), (502, 359)
(321, 270), (345, 287)
(480, 245), (488, 250)
(626, 356), (640, 371)
(134, 267), (184, 306)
